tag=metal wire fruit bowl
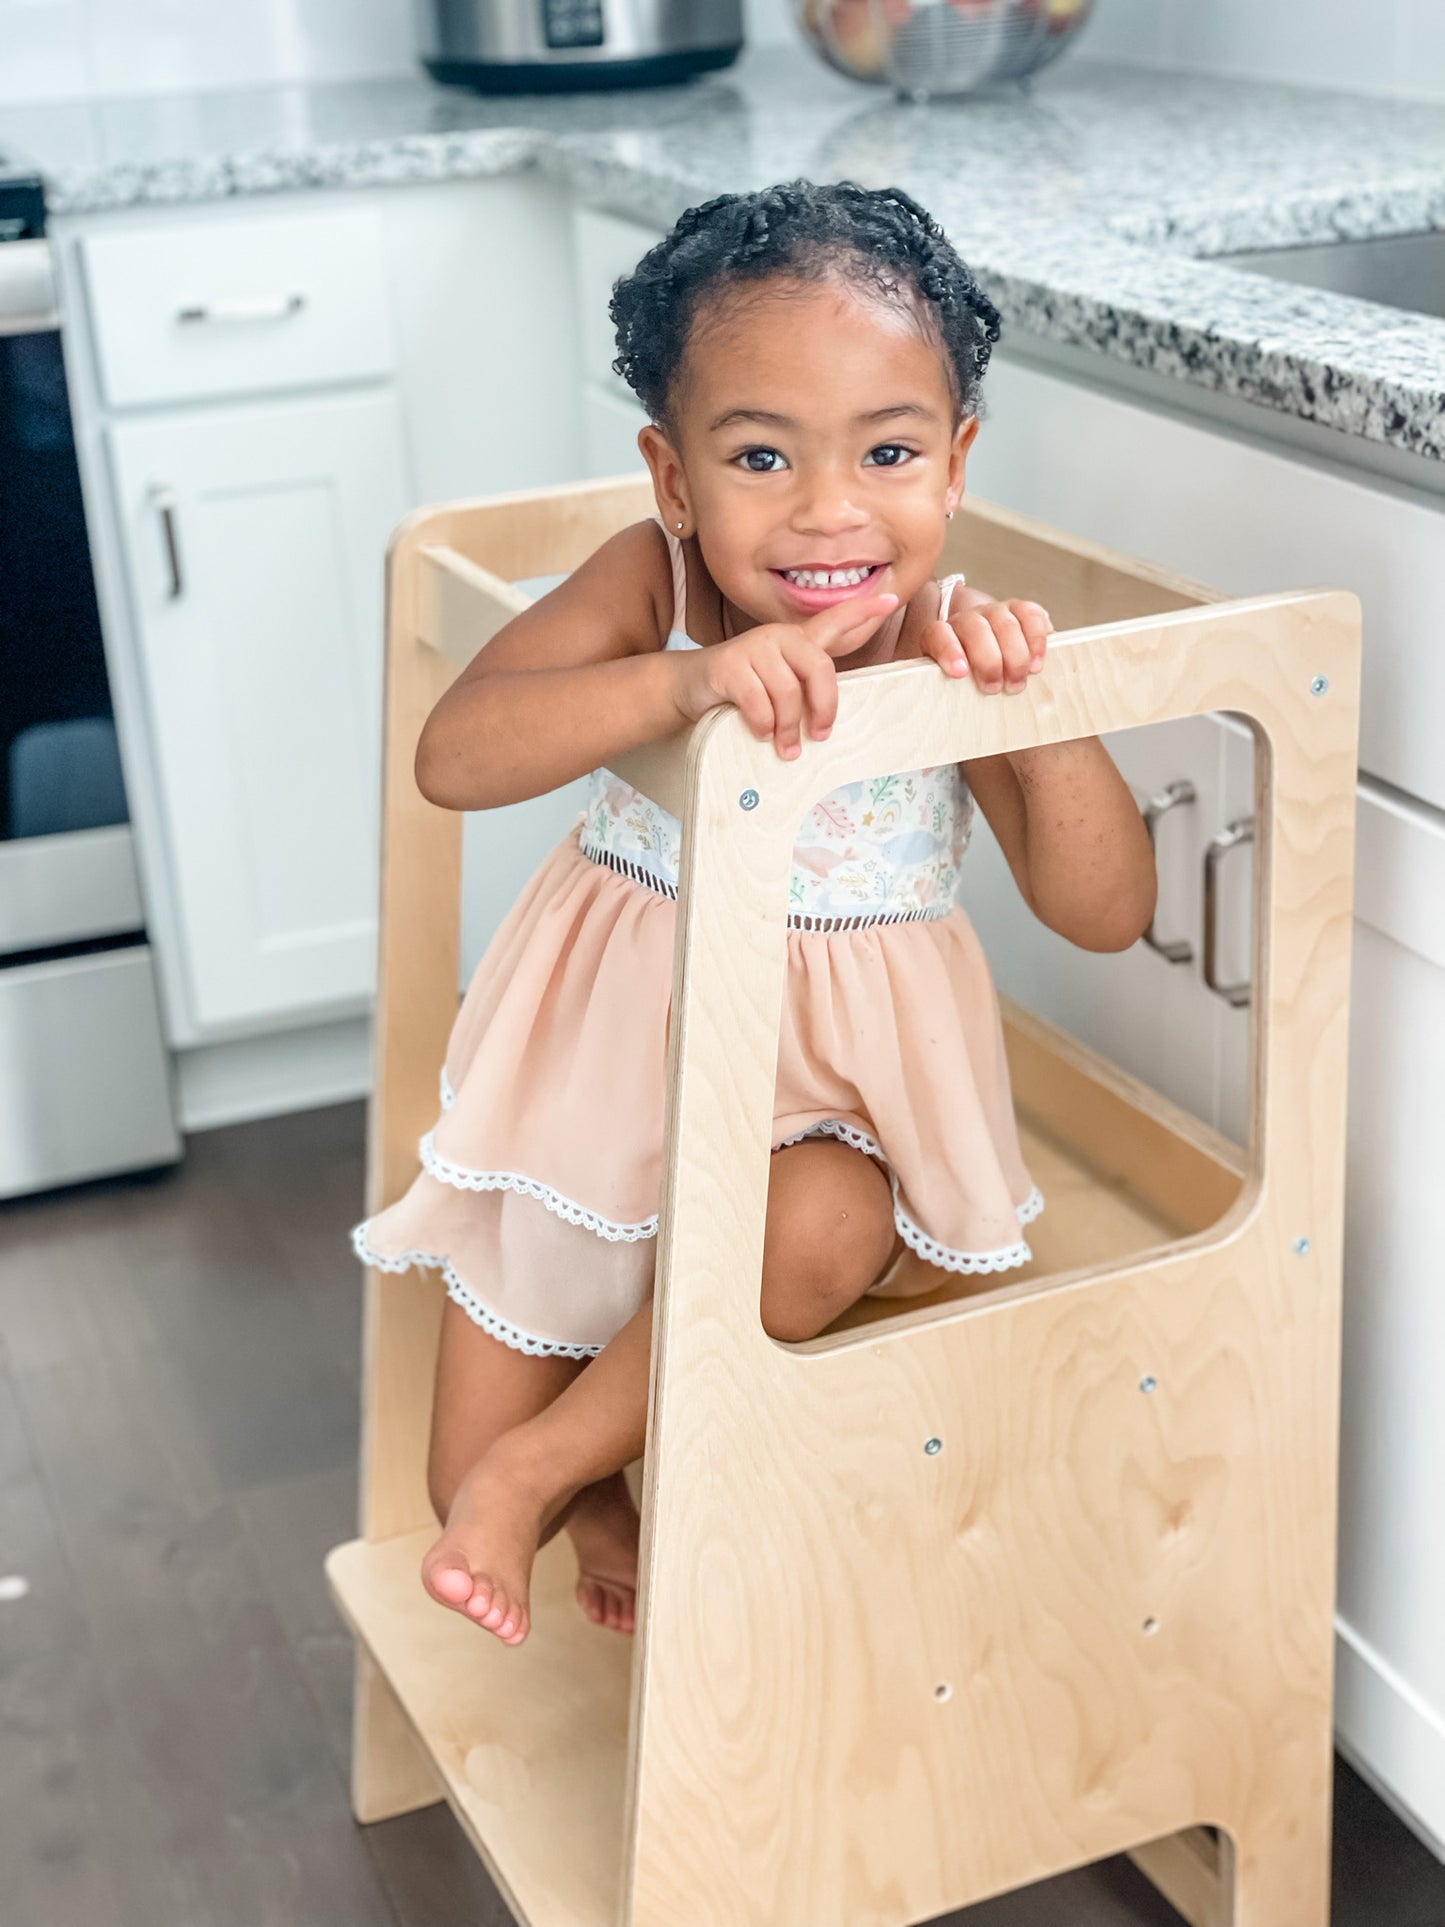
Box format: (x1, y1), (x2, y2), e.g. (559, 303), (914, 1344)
(798, 0), (1094, 100)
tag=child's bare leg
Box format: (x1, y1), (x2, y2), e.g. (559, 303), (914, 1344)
(435, 1136), (896, 1645)
(422, 1298), (639, 1635)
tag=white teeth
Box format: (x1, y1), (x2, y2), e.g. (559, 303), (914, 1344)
(783, 566), (874, 588)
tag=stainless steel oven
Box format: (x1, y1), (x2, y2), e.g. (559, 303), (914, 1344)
(0, 153), (178, 1196)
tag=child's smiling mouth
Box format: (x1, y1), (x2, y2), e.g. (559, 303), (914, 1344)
(772, 561), (890, 610)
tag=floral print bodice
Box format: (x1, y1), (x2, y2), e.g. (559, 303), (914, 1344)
(579, 542), (974, 930)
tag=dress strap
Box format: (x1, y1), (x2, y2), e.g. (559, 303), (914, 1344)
(657, 518), (690, 636)
(938, 571), (967, 622)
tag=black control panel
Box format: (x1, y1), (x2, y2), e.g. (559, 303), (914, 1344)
(540, 0), (605, 48)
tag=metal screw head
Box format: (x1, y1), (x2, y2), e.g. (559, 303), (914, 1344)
(1310, 675), (1330, 696)
(1293, 1236), (1312, 1257)
(738, 788), (759, 811)
(1139, 1375), (1158, 1395)
(924, 1437), (943, 1456)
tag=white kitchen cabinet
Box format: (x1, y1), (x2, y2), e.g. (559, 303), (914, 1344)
(960, 711), (1255, 1140)
(972, 353), (1445, 814)
(107, 388), (408, 1033)
(1336, 780), (1445, 1853)
(969, 346), (1445, 1856)
(81, 202), (394, 409)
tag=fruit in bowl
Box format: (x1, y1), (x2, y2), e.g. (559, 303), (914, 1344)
(798, 0), (1094, 95)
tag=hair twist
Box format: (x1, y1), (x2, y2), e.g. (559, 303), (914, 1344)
(609, 178), (1001, 427)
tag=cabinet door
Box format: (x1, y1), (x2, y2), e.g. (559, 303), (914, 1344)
(961, 710), (1254, 1137)
(1336, 781), (1445, 1850)
(109, 390), (408, 1032)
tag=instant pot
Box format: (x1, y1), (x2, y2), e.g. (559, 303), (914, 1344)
(418, 0), (743, 90)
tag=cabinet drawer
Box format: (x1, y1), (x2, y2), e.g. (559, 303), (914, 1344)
(82, 205), (394, 408)
(0, 945), (178, 1197)
(572, 205), (665, 396)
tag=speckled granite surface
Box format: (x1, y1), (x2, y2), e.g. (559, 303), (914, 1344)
(6, 50), (1444, 460)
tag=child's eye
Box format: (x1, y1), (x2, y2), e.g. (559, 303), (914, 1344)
(735, 447), (788, 473)
(863, 444), (916, 468)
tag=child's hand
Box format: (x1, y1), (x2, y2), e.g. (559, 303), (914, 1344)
(923, 593), (1053, 695)
(670, 591), (898, 760)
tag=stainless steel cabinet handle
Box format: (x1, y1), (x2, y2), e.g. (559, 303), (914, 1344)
(149, 486), (184, 599)
(1203, 817), (1255, 1008)
(176, 293), (306, 325)
(1140, 779), (1196, 963)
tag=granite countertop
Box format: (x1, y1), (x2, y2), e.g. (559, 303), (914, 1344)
(6, 48), (1445, 462)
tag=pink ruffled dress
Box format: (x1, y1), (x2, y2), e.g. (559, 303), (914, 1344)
(353, 526), (1043, 1358)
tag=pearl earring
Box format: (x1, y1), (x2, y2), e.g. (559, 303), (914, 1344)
(946, 507), (955, 521)
(676, 521), (684, 532)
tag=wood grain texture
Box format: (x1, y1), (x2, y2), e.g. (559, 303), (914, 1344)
(339, 477), (1361, 1925)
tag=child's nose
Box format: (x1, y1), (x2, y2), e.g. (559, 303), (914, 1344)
(793, 483), (869, 535)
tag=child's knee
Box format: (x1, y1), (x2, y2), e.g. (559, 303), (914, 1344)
(760, 1178), (893, 1342)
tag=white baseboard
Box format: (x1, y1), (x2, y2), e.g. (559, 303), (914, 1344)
(176, 1016), (371, 1132)
(1336, 1615), (1445, 1862)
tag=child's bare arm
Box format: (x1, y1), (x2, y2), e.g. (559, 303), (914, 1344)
(415, 521), (681, 811)
(966, 745), (1157, 954)
(916, 579), (1155, 952)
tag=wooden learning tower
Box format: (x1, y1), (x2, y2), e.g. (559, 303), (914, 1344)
(326, 474), (1362, 1927)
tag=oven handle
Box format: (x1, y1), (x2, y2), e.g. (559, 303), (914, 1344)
(0, 238), (59, 335)
(176, 293), (306, 325)
(148, 486), (184, 600)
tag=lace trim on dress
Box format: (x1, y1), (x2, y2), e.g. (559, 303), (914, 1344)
(419, 1130), (660, 1242)
(773, 1117), (1045, 1272)
(409, 1115), (1043, 1279)
(349, 1221), (602, 1358)
(578, 833), (954, 932)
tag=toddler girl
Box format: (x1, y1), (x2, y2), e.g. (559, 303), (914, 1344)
(354, 181), (1157, 1646)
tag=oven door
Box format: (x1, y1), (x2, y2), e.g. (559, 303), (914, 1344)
(0, 244), (179, 1192)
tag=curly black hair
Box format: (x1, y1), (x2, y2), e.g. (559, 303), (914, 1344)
(609, 180), (1002, 430)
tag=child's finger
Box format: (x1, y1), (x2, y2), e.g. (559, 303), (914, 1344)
(1010, 599), (1053, 669)
(922, 619), (970, 679)
(779, 635), (840, 738)
(803, 590), (899, 657)
(957, 612), (1005, 693)
(751, 654), (807, 759)
(729, 665), (779, 745)
(972, 606), (1031, 693)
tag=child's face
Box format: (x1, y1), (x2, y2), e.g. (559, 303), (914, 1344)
(640, 276), (976, 640)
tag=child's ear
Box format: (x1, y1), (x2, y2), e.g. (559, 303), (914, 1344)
(639, 423), (692, 537)
(946, 415), (980, 513)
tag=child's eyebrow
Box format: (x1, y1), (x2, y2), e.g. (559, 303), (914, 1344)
(707, 402), (940, 431)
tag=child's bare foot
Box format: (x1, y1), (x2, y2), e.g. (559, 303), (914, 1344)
(566, 1473), (640, 1634)
(421, 1440), (550, 1645)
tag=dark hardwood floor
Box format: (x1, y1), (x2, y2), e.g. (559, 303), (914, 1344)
(2, 1103), (1441, 1927)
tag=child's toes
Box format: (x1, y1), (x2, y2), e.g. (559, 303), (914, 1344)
(496, 1604), (529, 1645)
(424, 1552), (477, 1609)
(465, 1581), (499, 1622)
(577, 1579), (607, 1625)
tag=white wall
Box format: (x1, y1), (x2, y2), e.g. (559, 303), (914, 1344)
(7, 0), (1435, 106)
(1078, 0), (1445, 105)
(0, 0), (416, 103)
